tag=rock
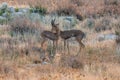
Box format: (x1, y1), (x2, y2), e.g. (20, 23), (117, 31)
(11, 12), (24, 17)
(62, 16), (77, 30)
(2, 12), (10, 17)
(105, 34), (116, 40)
(42, 62), (49, 65)
(19, 8), (30, 13)
(98, 34), (117, 41)
(98, 34), (105, 41)
(8, 7), (15, 13)
(29, 13), (41, 21)
(64, 16), (73, 22)
(62, 19), (71, 30)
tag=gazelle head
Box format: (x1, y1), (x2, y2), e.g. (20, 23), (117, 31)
(51, 19), (60, 34)
(51, 19), (59, 27)
(51, 19), (55, 27)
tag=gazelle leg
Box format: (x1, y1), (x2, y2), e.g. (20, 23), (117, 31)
(64, 40), (66, 51)
(41, 38), (49, 62)
(80, 41), (85, 48)
(53, 41), (55, 50)
(41, 38), (47, 50)
(75, 41), (81, 56)
(55, 40), (58, 52)
(53, 41), (57, 52)
(76, 37), (83, 56)
(78, 43), (82, 55)
(67, 41), (70, 54)
(77, 41), (85, 56)
(52, 40), (58, 58)
(52, 41), (55, 56)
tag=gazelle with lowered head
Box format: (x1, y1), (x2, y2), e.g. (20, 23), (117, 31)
(51, 19), (85, 55)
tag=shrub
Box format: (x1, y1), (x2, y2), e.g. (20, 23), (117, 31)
(0, 16), (7, 24)
(30, 6), (47, 15)
(9, 16), (41, 36)
(0, 2), (8, 10)
(70, 0), (84, 6)
(0, 8), (6, 16)
(15, 8), (19, 12)
(0, 10), (4, 16)
(104, 0), (119, 5)
(60, 55), (84, 69)
(53, 4), (78, 16)
(55, 7), (75, 16)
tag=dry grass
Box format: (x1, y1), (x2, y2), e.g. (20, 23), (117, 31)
(0, 47), (120, 80)
(0, 16), (119, 80)
(0, 0), (120, 80)
(0, 23), (119, 80)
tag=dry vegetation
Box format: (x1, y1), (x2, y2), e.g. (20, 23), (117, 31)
(0, 0), (120, 80)
(1, 0), (120, 17)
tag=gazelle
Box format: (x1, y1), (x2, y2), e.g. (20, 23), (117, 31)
(41, 30), (60, 61)
(41, 31), (59, 48)
(51, 19), (85, 55)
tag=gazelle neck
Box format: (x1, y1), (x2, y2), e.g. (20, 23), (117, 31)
(56, 27), (61, 36)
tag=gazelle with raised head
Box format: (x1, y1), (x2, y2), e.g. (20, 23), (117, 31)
(41, 31), (59, 49)
(40, 29), (60, 61)
(51, 19), (85, 55)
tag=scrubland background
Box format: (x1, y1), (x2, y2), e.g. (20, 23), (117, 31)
(0, 0), (120, 80)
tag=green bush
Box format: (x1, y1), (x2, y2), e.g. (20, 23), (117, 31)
(30, 6), (47, 15)
(0, 9), (5, 16)
(0, 10), (3, 16)
(15, 8), (19, 12)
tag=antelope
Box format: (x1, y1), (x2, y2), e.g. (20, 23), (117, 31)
(41, 30), (59, 51)
(51, 19), (85, 55)
(41, 29), (60, 61)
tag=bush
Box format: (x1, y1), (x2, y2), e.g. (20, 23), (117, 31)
(0, 2), (8, 10)
(30, 6), (47, 15)
(104, 0), (119, 5)
(70, 0), (84, 6)
(53, 5), (77, 16)
(0, 10), (4, 16)
(9, 16), (40, 36)
(60, 55), (84, 69)
(15, 8), (19, 12)
(0, 16), (7, 24)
